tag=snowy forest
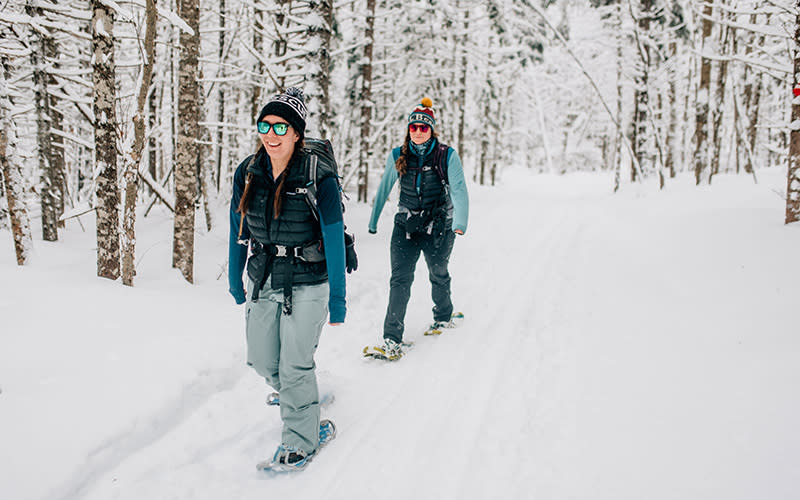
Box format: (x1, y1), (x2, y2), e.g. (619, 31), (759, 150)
(1, 0), (800, 280)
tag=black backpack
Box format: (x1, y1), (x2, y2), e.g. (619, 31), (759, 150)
(301, 138), (358, 273)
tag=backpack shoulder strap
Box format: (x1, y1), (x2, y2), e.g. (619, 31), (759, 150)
(432, 143), (450, 185)
(303, 153), (321, 222)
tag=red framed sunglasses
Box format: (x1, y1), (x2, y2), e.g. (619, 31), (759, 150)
(409, 123), (430, 133)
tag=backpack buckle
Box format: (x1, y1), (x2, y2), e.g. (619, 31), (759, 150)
(274, 245), (288, 257)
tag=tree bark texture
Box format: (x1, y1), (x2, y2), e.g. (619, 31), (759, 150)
(27, 1), (59, 241)
(786, 6), (800, 224)
(456, 4), (469, 155)
(314, 0), (334, 138)
(665, 41), (677, 179)
(252, 5), (265, 120)
(1, 60), (33, 265)
(173, 0), (200, 283)
(122, 0), (157, 287)
(631, 0), (652, 182)
(357, 0), (375, 203)
(693, 0), (713, 185)
(743, 13), (767, 175)
(613, 1), (623, 192)
(709, 22), (731, 183)
(197, 67), (214, 233)
(92, 0), (121, 280)
(215, 0), (225, 192)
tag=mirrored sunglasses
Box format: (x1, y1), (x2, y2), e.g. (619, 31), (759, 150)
(409, 123), (429, 133)
(257, 121), (290, 135)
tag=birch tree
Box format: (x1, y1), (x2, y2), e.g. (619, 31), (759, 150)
(92, 0), (121, 280)
(786, 4), (800, 224)
(0, 54), (33, 265)
(173, 0), (200, 283)
(121, 0), (157, 286)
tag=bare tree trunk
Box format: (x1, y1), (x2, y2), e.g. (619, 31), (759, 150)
(456, 3), (469, 154)
(173, 0), (200, 283)
(148, 74), (158, 188)
(693, 0), (713, 185)
(478, 100), (489, 185)
(215, 0), (226, 191)
(665, 41), (677, 178)
(252, 5), (265, 120)
(1, 57), (33, 265)
(315, 0), (334, 138)
(92, 0), (121, 280)
(44, 34), (66, 228)
(613, 1), (623, 192)
(27, 1), (59, 241)
(357, 0), (376, 203)
(630, 0), (653, 183)
(682, 53), (693, 170)
(532, 84), (553, 173)
(743, 13), (767, 174)
(121, 0), (157, 286)
(786, 7), (800, 224)
(197, 67), (214, 233)
(709, 22), (731, 183)
(0, 166), (7, 231)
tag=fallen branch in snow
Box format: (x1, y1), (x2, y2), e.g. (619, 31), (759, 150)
(138, 167), (175, 213)
(58, 203), (95, 221)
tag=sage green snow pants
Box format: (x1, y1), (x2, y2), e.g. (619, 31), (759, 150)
(245, 280), (328, 454)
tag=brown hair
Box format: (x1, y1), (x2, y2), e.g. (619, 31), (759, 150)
(395, 129), (439, 176)
(236, 139), (304, 237)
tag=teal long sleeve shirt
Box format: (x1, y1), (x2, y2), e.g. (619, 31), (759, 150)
(368, 142), (469, 234)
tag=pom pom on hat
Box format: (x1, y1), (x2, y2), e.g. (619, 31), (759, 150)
(408, 97), (436, 129)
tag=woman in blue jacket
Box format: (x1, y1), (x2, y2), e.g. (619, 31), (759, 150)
(367, 97), (469, 360)
(228, 88), (343, 470)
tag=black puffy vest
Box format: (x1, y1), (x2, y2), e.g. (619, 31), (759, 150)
(397, 141), (449, 212)
(244, 150), (332, 289)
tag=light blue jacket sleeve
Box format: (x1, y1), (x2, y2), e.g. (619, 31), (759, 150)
(368, 151), (399, 233)
(446, 149), (469, 234)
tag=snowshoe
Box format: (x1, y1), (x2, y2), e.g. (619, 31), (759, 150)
(256, 419), (336, 473)
(362, 338), (414, 361)
(423, 311), (465, 336)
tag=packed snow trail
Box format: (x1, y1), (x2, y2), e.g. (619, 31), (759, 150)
(2, 168), (798, 500)
(52, 171), (594, 500)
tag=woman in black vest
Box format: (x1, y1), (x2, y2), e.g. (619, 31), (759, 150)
(228, 88), (345, 470)
(366, 97), (470, 360)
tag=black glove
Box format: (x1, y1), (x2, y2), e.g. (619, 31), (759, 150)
(344, 231), (358, 273)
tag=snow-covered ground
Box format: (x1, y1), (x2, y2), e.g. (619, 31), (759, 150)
(1, 166), (798, 500)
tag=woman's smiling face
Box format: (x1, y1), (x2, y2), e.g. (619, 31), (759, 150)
(258, 115), (299, 164)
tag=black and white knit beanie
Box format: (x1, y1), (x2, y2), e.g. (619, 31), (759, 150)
(257, 87), (307, 137)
